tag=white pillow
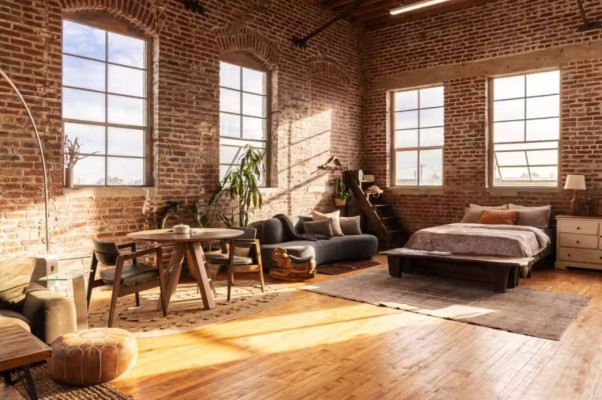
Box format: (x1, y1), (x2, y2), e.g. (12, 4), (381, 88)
(508, 204), (552, 228)
(312, 210), (344, 236)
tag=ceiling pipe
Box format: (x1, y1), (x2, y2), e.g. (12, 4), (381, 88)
(575, 0), (602, 31)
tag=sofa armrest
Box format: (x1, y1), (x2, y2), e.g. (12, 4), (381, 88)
(22, 285), (77, 344)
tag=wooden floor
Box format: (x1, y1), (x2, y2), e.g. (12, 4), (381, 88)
(4, 255), (602, 399)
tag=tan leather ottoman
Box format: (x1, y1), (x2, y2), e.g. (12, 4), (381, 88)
(48, 328), (137, 386)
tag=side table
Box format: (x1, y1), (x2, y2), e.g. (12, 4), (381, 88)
(40, 270), (90, 330)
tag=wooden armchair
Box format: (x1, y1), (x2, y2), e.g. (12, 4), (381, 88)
(87, 238), (168, 327)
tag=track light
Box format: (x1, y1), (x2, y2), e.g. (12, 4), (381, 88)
(390, 0), (453, 16)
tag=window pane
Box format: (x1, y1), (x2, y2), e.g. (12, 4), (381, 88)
(221, 137), (266, 148)
(108, 95), (145, 126)
(220, 113), (241, 138)
(499, 167), (531, 181)
(496, 151), (527, 166)
(64, 123), (105, 155)
(73, 156), (105, 186)
(107, 157), (144, 185)
(420, 127), (444, 147)
(395, 130), (418, 148)
(108, 128), (144, 157)
(493, 121), (525, 143)
(108, 32), (145, 68)
(243, 68), (266, 95)
(63, 55), (105, 91)
(220, 165), (232, 182)
(220, 88), (241, 114)
(63, 88), (105, 122)
(220, 145), (242, 165)
(395, 111), (418, 130)
(527, 71), (560, 97)
(526, 118), (559, 141)
(494, 99), (525, 121)
(63, 20), (106, 61)
(396, 151), (418, 186)
(420, 87), (444, 108)
(494, 75), (524, 100)
(527, 95), (559, 119)
(242, 93), (265, 117)
(395, 91), (418, 111)
(220, 62), (241, 90)
(108, 65), (145, 97)
(419, 149), (443, 186)
(530, 167), (558, 182)
(242, 117), (266, 140)
(420, 108), (444, 128)
(527, 150), (558, 166)
(495, 141), (558, 152)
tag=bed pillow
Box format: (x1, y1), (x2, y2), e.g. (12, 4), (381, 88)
(312, 210), (344, 236)
(303, 220), (334, 237)
(461, 204), (508, 223)
(339, 216), (362, 235)
(478, 210), (519, 225)
(508, 204), (552, 228)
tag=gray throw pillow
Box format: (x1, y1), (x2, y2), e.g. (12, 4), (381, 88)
(340, 216), (362, 235)
(303, 220), (334, 237)
(508, 204), (552, 228)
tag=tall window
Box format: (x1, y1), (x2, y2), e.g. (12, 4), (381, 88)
(392, 86), (444, 186)
(219, 59), (268, 185)
(490, 70), (560, 187)
(62, 19), (149, 186)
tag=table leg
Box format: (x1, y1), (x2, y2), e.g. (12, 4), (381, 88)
(157, 243), (186, 311)
(188, 242), (215, 310)
(72, 275), (88, 330)
(22, 365), (38, 400)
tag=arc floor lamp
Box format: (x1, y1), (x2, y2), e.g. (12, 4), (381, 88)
(0, 67), (50, 253)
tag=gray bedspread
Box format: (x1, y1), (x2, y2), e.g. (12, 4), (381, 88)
(405, 223), (551, 258)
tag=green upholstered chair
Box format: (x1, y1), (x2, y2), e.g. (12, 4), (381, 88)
(204, 227), (265, 301)
(87, 238), (168, 327)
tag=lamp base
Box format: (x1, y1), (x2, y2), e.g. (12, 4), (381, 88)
(569, 191), (579, 215)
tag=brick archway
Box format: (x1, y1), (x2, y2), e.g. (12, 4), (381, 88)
(309, 58), (352, 89)
(215, 28), (280, 70)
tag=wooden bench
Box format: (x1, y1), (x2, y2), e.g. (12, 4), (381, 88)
(381, 249), (536, 293)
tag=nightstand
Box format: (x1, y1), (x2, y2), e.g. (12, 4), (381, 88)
(556, 215), (602, 270)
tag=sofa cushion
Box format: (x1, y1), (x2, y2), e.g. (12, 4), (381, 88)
(313, 210), (344, 236)
(304, 220), (334, 237)
(262, 218), (287, 244)
(340, 216), (362, 235)
(0, 256), (37, 311)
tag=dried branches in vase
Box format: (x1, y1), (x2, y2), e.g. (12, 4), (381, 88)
(64, 135), (96, 187)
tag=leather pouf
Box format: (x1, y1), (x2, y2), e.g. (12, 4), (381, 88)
(48, 328), (137, 386)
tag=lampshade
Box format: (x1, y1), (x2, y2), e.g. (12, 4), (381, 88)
(564, 175), (586, 190)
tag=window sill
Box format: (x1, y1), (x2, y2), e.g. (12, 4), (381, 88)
(487, 186), (561, 196)
(63, 186), (156, 198)
(388, 186), (445, 195)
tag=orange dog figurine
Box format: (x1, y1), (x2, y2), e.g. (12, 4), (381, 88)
(269, 248), (316, 281)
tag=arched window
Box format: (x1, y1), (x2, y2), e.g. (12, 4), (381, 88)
(62, 17), (151, 186)
(219, 53), (270, 186)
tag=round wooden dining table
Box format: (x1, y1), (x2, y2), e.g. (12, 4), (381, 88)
(128, 228), (244, 311)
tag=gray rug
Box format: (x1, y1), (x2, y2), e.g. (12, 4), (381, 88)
(302, 269), (591, 340)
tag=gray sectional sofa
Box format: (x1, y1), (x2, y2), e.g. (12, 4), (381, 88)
(260, 216), (379, 271)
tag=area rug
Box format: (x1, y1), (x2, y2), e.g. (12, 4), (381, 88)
(12, 365), (130, 399)
(302, 269), (591, 340)
(88, 280), (291, 338)
(317, 260), (380, 275)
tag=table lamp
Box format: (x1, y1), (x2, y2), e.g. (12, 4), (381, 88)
(564, 175), (586, 215)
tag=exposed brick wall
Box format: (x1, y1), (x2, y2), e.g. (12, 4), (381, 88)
(363, 0), (602, 232)
(0, 0), (362, 256)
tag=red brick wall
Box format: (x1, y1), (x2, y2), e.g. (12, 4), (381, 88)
(363, 0), (602, 232)
(0, 0), (362, 256)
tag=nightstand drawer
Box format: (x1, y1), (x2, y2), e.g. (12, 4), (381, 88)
(559, 234), (598, 249)
(558, 219), (599, 235)
(558, 248), (602, 264)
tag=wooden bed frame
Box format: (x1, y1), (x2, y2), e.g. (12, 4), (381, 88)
(381, 249), (538, 293)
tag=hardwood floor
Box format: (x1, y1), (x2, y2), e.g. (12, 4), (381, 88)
(4, 255), (602, 399)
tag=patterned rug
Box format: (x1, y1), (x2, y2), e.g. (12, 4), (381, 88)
(12, 365), (130, 399)
(316, 260), (380, 275)
(88, 280), (291, 338)
(302, 269), (591, 340)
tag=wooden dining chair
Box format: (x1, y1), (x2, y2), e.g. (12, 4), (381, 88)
(204, 227), (265, 301)
(87, 238), (168, 327)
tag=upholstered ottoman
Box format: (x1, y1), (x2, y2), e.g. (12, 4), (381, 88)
(48, 328), (137, 386)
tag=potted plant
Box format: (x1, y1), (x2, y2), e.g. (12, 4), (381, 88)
(333, 177), (351, 207)
(209, 145), (265, 227)
(64, 135), (95, 187)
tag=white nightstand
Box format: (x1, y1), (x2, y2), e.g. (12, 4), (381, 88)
(556, 215), (602, 270)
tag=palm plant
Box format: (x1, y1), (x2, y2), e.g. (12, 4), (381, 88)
(209, 145), (265, 227)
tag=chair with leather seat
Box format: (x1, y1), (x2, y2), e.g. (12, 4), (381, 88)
(87, 238), (168, 327)
(204, 227), (265, 301)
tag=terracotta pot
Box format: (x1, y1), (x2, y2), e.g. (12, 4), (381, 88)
(64, 167), (74, 188)
(334, 198), (347, 207)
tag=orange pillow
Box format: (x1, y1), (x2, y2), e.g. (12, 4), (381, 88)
(478, 210), (519, 225)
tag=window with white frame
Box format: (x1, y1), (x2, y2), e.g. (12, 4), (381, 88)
(219, 60), (268, 185)
(491, 70), (560, 187)
(62, 19), (148, 186)
(392, 86), (444, 186)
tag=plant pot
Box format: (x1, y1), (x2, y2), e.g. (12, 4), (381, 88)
(64, 168), (74, 188)
(334, 198), (347, 207)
